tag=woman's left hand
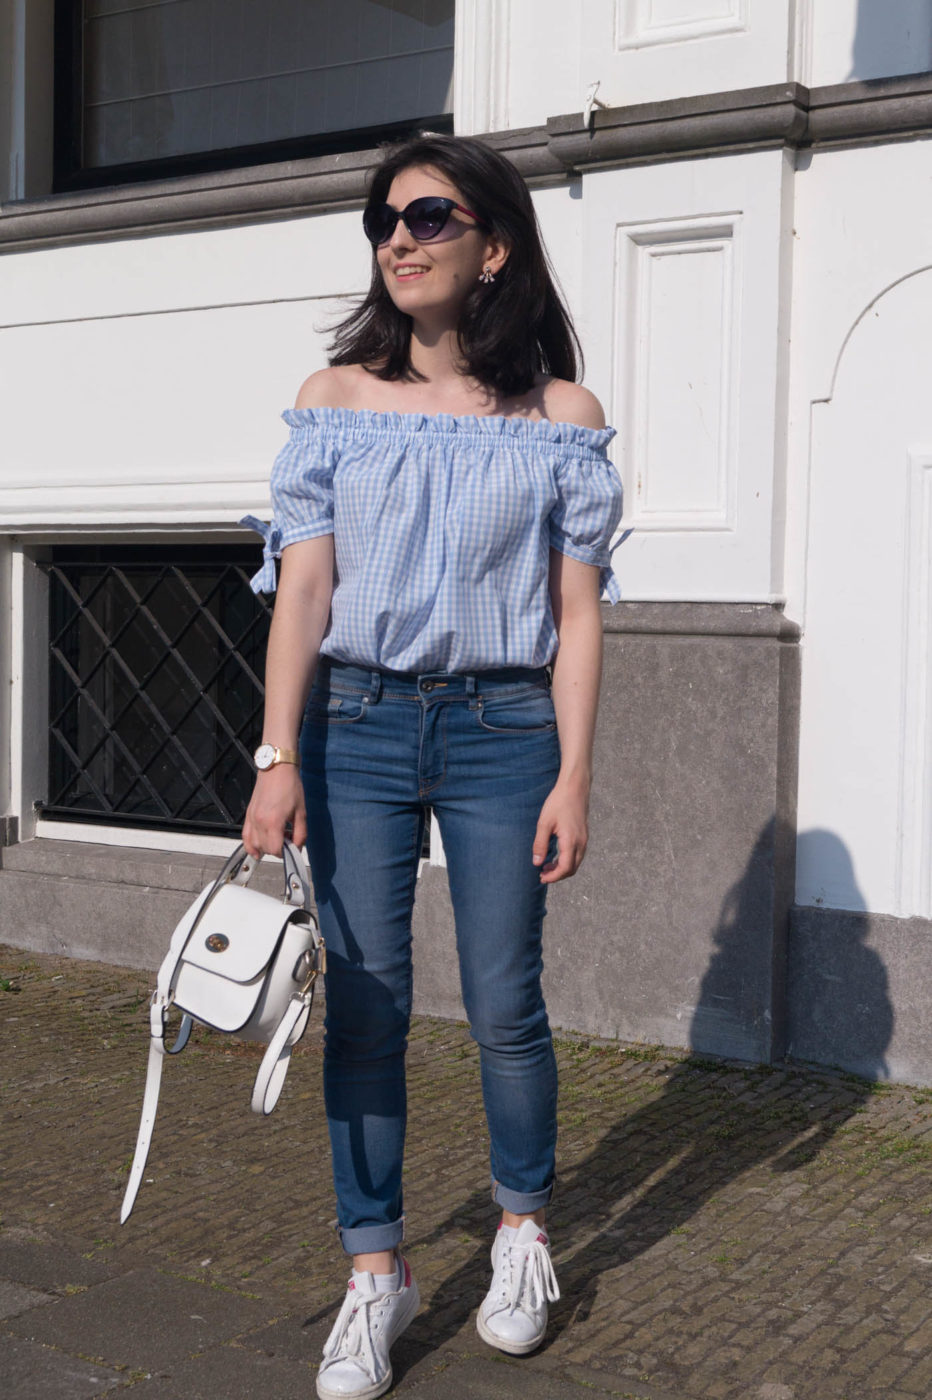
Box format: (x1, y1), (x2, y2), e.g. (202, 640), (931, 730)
(532, 774), (590, 883)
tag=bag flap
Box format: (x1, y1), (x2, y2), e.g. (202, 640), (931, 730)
(181, 884), (297, 983)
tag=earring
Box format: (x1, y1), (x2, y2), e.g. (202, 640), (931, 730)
(479, 265), (495, 284)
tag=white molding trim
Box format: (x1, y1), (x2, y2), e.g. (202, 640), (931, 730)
(614, 0), (748, 52)
(790, 0), (814, 88)
(0, 478), (272, 531)
(9, 544), (48, 839)
(454, 0), (510, 135)
(616, 214), (741, 533)
(897, 449), (932, 918)
(34, 819), (241, 858)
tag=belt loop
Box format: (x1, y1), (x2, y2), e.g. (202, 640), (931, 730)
(465, 673), (479, 709)
(368, 670), (382, 703)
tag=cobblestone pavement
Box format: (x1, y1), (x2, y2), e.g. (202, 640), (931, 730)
(2, 946), (932, 1400)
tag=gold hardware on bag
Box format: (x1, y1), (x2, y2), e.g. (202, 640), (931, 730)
(205, 933), (230, 952)
(297, 939), (326, 995)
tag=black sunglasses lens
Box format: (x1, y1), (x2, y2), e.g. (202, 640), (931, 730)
(405, 198), (453, 239)
(363, 204), (396, 245)
(364, 197), (459, 244)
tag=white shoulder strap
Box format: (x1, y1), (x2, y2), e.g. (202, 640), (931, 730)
(251, 992), (312, 1116)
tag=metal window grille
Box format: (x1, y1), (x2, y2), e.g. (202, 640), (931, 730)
(43, 546), (271, 837)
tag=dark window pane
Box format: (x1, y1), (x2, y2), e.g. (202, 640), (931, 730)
(45, 546), (272, 837)
(79, 0), (455, 169)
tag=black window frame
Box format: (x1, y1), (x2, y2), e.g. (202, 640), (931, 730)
(52, 0), (454, 193)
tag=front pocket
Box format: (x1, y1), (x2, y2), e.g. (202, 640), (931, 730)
(304, 691), (369, 725)
(475, 688), (557, 734)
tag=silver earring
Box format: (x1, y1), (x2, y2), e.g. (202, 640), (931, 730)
(479, 265), (495, 284)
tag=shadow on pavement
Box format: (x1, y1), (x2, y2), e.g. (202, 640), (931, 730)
(402, 817), (893, 1366)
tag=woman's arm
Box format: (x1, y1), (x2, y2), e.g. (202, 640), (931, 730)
(533, 549), (604, 884)
(242, 533), (334, 858)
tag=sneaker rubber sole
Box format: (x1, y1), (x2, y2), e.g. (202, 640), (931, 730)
(476, 1307), (546, 1356)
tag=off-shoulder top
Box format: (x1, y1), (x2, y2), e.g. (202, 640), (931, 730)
(242, 407), (626, 673)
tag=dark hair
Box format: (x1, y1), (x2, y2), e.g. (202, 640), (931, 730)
(327, 133), (582, 397)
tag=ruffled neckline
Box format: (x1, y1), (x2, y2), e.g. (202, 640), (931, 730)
(281, 405), (616, 451)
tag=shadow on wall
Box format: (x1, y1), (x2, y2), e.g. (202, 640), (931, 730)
(396, 826), (893, 1368)
(689, 817), (791, 1063)
(849, 0), (932, 80)
(788, 828), (894, 1082)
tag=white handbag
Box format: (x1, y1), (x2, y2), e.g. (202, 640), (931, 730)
(120, 841), (326, 1224)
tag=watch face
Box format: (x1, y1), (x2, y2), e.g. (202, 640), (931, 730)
(254, 743), (276, 770)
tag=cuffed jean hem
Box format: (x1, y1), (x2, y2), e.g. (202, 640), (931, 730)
(337, 1217), (406, 1256)
(492, 1179), (554, 1213)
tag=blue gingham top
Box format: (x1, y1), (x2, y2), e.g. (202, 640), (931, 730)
(243, 407), (625, 673)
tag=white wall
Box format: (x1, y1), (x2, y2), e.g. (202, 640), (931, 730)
(0, 539), (11, 822)
(581, 147), (793, 603)
(499, 0), (932, 131)
(807, 0), (932, 87)
(3, 0), (932, 894)
(0, 153), (793, 613)
(0, 213), (365, 532)
(788, 137), (932, 916)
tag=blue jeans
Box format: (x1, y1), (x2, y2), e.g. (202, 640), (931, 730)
(300, 659), (562, 1256)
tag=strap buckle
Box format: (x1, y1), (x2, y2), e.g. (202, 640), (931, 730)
(296, 938), (327, 996)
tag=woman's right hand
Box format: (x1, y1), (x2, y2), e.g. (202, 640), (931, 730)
(242, 765), (307, 859)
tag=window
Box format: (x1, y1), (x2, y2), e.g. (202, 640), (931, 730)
(44, 545), (271, 836)
(54, 0), (455, 190)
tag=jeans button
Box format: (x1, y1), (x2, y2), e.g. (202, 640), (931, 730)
(422, 681), (434, 692)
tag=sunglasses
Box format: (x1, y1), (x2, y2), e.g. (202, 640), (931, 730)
(363, 195), (488, 247)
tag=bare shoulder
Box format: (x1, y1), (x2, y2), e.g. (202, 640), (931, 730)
(293, 364), (367, 410)
(539, 377), (606, 430)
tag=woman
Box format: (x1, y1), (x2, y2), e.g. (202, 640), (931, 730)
(243, 133), (623, 1400)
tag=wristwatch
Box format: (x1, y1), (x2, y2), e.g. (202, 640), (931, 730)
(254, 743), (299, 772)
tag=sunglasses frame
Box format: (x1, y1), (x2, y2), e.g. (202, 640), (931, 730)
(363, 195), (489, 247)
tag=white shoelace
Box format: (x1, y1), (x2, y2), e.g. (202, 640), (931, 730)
(493, 1236), (561, 1317)
(321, 1284), (393, 1383)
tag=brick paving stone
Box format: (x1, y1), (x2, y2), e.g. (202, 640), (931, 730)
(4, 947), (932, 1400)
(850, 1348), (914, 1391)
(901, 1353), (932, 1395)
(902, 1315), (932, 1353)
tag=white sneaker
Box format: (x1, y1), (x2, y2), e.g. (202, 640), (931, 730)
(316, 1252), (420, 1400)
(477, 1219), (560, 1355)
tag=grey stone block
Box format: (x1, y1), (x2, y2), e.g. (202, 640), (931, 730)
(387, 1353), (638, 1397)
(0, 841), (304, 970)
(0, 867), (194, 970)
(0, 1334), (122, 1400)
(416, 620), (799, 1066)
(0, 1233), (120, 1292)
(5, 1267), (270, 1370)
(788, 905), (932, 1086)
(7, 71), (932, 254)
(115, 1346), (317, 1400)
(1, 604), (801, 1071)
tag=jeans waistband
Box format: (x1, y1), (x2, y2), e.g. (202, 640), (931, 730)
(316, 657), (550, 700)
